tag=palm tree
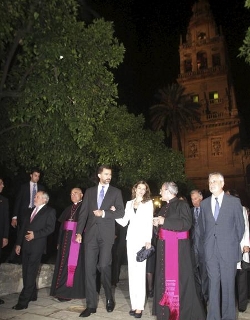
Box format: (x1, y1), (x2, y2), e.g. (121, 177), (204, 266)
(150, 83), (201, 152)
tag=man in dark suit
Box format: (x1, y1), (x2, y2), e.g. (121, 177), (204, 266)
(200, 172), (245, 320)
(190, 189), (209, 311)
(12, 191), (56, 310)
(76, 165), (125, 317)
(11, 168), (45, 228)
(0, 178), (9, 305)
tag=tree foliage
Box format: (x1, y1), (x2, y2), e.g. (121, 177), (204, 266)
(0, 0), (186, 189)
(150, 83), (201, 152)
(238, 0), (250, 64)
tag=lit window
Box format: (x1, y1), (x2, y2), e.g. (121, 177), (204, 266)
(209, 91), (219, 103)
(192, 95), (199, 103)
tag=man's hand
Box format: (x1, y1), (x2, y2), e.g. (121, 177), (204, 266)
(2, 238), (8, 248)
(25, 231), (34, 241)
(153, 216), (165, 226)
(243, 246), (250, 253)
(158, 216), (165, 225)
(15, 245), (21, 255)
(93, 209), (103, 217)
(75, 234), (82, 243)
(11, 218), (17, 228)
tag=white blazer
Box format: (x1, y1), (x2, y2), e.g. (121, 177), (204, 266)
(116, 199), (153, 247)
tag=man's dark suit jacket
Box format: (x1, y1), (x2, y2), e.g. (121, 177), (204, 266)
(13, 182), (45, 223)
(0, 194), (9, 256)
(200, 193), (244, 263)
(16, 204), (56, 254)
(190, 207), (205, 261)
(76, 185), (124, 244)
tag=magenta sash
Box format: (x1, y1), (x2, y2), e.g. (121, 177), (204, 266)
(63, 221), (80, 287)
(158, 229), (189, 320)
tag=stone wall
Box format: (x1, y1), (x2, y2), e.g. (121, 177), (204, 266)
(0, 263), (128, 296)
(0, 263), (54, 296)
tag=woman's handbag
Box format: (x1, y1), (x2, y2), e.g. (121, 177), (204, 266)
(241, 252), (250, 271)
(136, 246), (155, 262)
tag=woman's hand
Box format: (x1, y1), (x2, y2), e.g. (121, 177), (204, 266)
(145, 242), (151, 249)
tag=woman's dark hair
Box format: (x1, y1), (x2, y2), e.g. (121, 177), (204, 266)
(131, 181), (151, 202)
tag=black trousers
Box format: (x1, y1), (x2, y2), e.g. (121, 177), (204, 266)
(236, 268), (248, 311)
(18, 248), (43, 306)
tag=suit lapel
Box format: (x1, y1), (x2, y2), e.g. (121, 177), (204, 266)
(207, 197), (214, 219)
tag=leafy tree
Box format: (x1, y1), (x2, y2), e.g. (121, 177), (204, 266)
(150, 83), (201, 152)
(0, 0), (186, 189)
(0, 0), (123, 182)
(238, 0), (250, 64)
(94, 105), (186, 188)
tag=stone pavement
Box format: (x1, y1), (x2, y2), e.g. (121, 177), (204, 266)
(0, 279), (249, 320)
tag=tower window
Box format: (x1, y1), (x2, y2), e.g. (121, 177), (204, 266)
(197, 52), (207, 70)
(192, 94), (199, 103)
(209, 91), (219, 103)
(184, 59), (192, 72)
(197, 32), (206, 40)
(212, 54), (221, 67)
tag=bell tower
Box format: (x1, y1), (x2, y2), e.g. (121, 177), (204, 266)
(176, 0), (246, 194)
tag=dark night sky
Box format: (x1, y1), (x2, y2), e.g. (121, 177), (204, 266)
(89, 0), (250, 121)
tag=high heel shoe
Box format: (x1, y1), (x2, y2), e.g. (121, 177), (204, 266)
(129, 310), (135, 316)
(134, 311), (142, 318)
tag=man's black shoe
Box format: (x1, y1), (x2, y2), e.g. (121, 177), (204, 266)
(106, 299), (115, 312)
(12, 304), (28, 310)
(79, 308), (96, 317)
(0, 299), (4, 304)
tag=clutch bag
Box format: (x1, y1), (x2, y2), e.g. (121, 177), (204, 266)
(136, 246), (155, 262)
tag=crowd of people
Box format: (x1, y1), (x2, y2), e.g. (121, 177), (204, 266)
(0, 167), (250, 320)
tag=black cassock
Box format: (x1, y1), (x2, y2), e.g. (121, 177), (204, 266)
(50, 202), (85, 300)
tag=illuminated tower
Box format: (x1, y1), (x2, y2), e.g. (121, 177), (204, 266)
(176, 0), (246, 194)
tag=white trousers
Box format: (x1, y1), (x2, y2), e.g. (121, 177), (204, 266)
(127, 240), (147, 310)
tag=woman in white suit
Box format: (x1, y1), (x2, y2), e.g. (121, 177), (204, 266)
(116, 181), (153, 318)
